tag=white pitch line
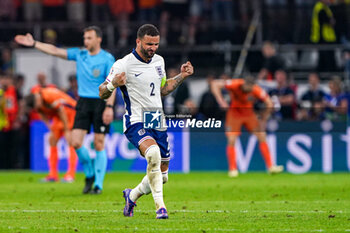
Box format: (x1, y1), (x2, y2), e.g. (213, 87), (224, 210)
(4, 226), (350, 232)
(1, 200), (349, 205)
(0, 209), (348, 213)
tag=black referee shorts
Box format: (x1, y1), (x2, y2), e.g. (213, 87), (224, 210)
(73, 97), (110, 134)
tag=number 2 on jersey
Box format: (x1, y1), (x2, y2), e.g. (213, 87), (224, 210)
(150, 82), (155, 96)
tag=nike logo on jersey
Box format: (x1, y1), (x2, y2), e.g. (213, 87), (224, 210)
(135, 72), (143, 77)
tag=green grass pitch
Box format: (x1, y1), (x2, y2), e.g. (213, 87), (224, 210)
(0, 172), (350, 232)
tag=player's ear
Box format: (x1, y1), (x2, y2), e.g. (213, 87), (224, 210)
(136, 38), (141, 46)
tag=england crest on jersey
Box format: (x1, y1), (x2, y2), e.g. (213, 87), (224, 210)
(155, 66), (163, 78)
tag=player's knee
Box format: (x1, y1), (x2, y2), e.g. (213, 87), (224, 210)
(72, 139), (83, 150)
(255, 132), (266, 142)
(93, 139), (104, 151)
(162, 171), (168, 184)
(145, 145), (161, 169)
(227, 137), (236, 146)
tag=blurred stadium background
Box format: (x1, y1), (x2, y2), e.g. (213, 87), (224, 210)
(0, 0), (350, 174)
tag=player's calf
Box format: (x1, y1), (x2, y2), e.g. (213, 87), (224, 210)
(145, 145), (165, 210)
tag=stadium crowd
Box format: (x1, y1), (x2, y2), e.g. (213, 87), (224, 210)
(0, 0), (350, 170)
(0, 0), (350, 46)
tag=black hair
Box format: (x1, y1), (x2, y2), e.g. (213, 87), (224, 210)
(137, 24), (160, 39)
(84, 26), (103, 38)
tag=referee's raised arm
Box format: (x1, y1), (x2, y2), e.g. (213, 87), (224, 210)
(14, 33), (67, 59)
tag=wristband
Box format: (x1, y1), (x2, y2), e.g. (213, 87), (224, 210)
(32, 41), (36, 48)
(106, 104), (113, 108)
(106, 82), (115, 92)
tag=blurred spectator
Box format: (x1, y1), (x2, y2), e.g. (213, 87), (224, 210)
(268, 70), (295, 120)
(238, 0), (260, 28)
(345, 0), (350, 41)
(0, 0), (16, 21)
(109, 0), (134, 47)
(332, 0), (350, 44)
(42, 0), (66, 21)
(0, 73), (20, 169)
(188, 0), (205, 45)
(301, 73), (327, 103)
(67, 0), (86, 23)
(310, 0), (337, 72)
(323, 76), (347, 120)
(344, 49), (350, 83)
(298, 72), (327, 120)
(23, 0), (42, 22)
(14, 73), (30, 169)
(212, 0), (234, 31)
(0, 87), (7, 131)
(165, 67), (196, 116)
(257, 41), (285, 81)
(160, 0), (189, 46)
(43, 29), (57, 45)
(0, 47), (14, 75)
(14, 74), (25, 101)
(0, 74), (18, 132)
(264, 0), (289, 43)
(198, 73), (225, 120)
(293, 0), (314, 43)
(66, 74), (79, 100)
(138, 0), (160, 24)
(90, 0), (110, 22)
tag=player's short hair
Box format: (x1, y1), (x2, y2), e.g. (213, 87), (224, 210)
(25, 94), (36, 109)
(84, 26), (102, 38)
(137, 24), (160, 39)
(244, 75), (256, 85)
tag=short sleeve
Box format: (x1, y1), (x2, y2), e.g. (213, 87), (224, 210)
(105, 54), (115, 76)
(41, 89), (60, 109)
(106, 59), (126, 83)
(225, 79), (240, 90)
(67, 48), (80, 61)
(224, 80), (233, 89)
(253, 86), (268, 101)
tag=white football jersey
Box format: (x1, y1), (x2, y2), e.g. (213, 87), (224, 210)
(106, 50), (167, 132)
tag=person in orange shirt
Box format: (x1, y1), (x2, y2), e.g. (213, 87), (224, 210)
(26, 87), (78, 182)
(30, 72), (57, 122)
(211, 76), (284, 177)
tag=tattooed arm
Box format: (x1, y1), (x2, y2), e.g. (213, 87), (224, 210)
(99, 72), (126, 99)
(161, 61), (194, 96)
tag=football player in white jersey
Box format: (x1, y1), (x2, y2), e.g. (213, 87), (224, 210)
(99, 24), (194, 219)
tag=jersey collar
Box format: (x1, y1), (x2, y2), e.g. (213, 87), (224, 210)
(132, 49), (152, 64)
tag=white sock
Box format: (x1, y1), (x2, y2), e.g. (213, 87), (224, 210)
(129, 170), (169, 203)
(129, 175), (151, 202)
(162, 170), (168, 184)
(145, 145), (165, 210)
